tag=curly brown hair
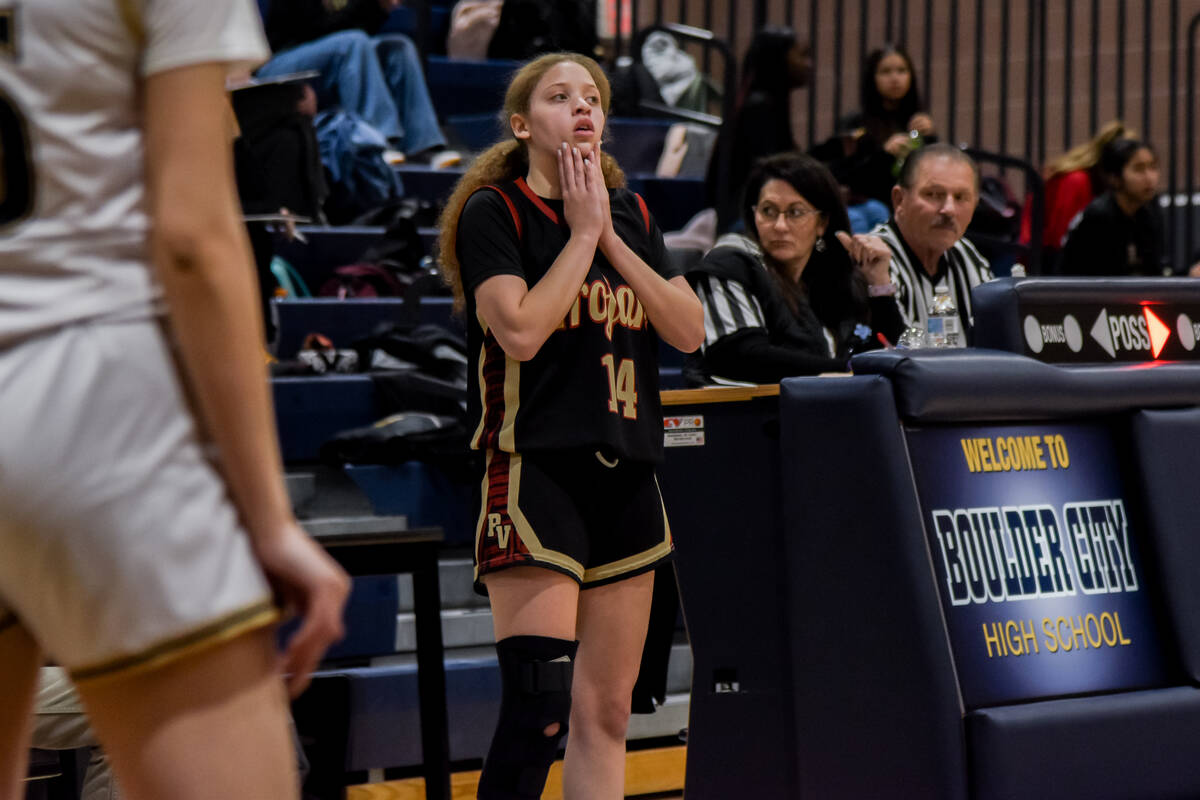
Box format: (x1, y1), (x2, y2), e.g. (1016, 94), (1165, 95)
(437, 52), (625, 310)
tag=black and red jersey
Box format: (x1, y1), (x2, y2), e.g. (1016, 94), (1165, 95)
(457, 177), (680, 462)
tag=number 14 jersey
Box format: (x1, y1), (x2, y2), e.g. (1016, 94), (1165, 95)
(457, 178), (680, 463)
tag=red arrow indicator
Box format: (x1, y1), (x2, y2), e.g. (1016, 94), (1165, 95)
(1144, 307), (1171, 358)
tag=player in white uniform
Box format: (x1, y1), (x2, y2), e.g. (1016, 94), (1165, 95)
(0, 2), (349, 798)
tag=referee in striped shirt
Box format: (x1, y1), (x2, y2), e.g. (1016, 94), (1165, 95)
(869, 143), (993, 342)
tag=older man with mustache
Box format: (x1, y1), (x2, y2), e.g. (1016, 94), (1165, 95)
(868, 144), (994, 344)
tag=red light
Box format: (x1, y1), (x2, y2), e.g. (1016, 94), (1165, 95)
(1144, 307), (1171, 358)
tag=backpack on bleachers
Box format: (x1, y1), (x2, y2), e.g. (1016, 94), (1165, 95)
(317, 208), (435, 299)
(486, 0), (597, 60)
(313, 108), (404, 225)
(232, 79), (328, 222)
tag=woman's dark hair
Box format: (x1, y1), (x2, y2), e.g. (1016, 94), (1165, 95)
(740, 153), (865, 331)
(1099, 137), (1154, 186)
(737, 26), (803, 106)
(861, 44), (922, 130)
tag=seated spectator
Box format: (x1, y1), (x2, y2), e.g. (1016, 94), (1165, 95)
(1019, 120), (1133, 270)
(870, 144), (993, 342)
(1058, 137), (1166, 277)
(686, 154), (903, 385)
(256, 0), (460, 166)
(813, 45), (936, 208)
(707, 26), (811, 232)
(32, 668), (117, 800)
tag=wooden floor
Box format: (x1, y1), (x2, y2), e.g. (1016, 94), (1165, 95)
(346, 745), (686, 800)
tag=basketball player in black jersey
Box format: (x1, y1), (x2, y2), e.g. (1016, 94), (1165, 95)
(438, 53), (704, 800)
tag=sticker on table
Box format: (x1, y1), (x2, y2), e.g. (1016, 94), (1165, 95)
(664, 415), (705, 447)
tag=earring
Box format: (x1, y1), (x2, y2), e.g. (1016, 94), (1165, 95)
(814, 237), (826, 252)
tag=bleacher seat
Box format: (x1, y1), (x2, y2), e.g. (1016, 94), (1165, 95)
(444, 112), (505, 152)
(393, 164), (463, 210)
(272, 296), (459, 358)
(605, 117), (676, 174)
(276, 225), (386, 292)
(273, 374), (381, 462)
(346, 463), (473, 547)
(627, 175), (707, 232)
(425, 56), (521, 119)
(379, 5), (453, 53)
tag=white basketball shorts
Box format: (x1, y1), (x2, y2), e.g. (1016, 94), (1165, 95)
(0, 319), (276, 684)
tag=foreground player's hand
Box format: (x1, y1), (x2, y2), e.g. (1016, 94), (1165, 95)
(254, 522), (350, 697)
(558, 141), (604, 242)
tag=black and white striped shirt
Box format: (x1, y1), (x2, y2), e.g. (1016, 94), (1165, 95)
(693, 234), (836, 357)
(870, 221), (993, 337)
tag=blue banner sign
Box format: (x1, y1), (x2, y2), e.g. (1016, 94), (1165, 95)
(906, 422), (1169, 708)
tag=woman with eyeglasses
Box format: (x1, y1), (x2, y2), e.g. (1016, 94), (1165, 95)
(685, 153), (905, 385)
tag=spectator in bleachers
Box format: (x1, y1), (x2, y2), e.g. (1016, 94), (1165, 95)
(814, 45), (936, 210)
(708, 26), (811, 232)
(687, 153), (903, 384)
(437, 52), (703, 800)
(1019, 120), (1134, 271)
(1058, 137), (1166, 277)
(871, 144), (993, 341)
(256, 0), (460, 166)
(30, 668), (116, 800)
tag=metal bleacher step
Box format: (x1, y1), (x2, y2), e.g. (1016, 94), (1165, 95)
(286, 465), (379, 519)
(627, 691), (691, 741)
(397, 557), (484, 612)
(395, 607), (495, 652)
(391, 601), (694, 694)
(663, 640), (693, 696)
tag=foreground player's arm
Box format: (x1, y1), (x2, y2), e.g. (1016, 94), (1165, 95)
(591, 150), (704, 353)
(475, 144), (603, 361)
(143, 62), (349, 696)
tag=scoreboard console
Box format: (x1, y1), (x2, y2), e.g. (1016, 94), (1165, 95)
(973, 277), (1200, 362)
(668, 344), (1200, 799)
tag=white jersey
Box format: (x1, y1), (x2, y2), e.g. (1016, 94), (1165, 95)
(0, 0), (269, 347)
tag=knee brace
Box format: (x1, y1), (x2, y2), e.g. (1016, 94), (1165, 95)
(477, 635), (579, 800)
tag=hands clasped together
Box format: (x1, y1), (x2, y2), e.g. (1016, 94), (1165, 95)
(557, 140), (611, 244)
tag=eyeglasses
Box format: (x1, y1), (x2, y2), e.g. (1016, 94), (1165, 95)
(752, 203), (820, 223)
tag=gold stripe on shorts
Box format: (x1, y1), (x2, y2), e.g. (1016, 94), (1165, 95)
(71, 598), (278, 686)
(582, 537), (672, 584)
(115, 0), (145, 44)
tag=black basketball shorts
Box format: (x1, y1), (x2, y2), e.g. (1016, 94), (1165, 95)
(473, 448), (673, 593)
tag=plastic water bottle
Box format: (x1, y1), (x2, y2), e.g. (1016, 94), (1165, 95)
(926, 289), (963, 348)
(896, 326), (927, 349)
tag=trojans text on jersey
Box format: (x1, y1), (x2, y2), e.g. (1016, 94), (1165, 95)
(558, 276), (647, 340)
